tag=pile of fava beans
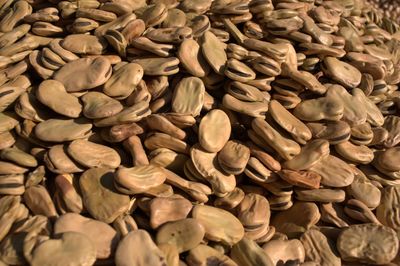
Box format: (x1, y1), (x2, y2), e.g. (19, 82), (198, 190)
(1, 0), (400, 265)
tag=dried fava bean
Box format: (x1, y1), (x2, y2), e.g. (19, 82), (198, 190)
(54, 213), (119, 259)
(375, 147), (400, 172)
(237, 193), (270, 228)
(23, 185), (57, 218)
(149, 196), (192, 229)
(53, 174), (83, 213)
(252, 118), (301, 161)
(334, 141), (374, 164)
(0, 174), (25, 195)
(156, 218), (205, 253)
(93, 101), (151, 127)
(344, 199), (381, 224)
(80, 168), (130, 223)
(103, 63), (143, 99)
(144, 132), (190, 155)
(326, 85), (367, 127)
(25, 166), (45, 188)
(121, 19), (145, 44)
(94, 13), (136, 37)
(322, 57), (361, 88)
(76, 8), (116, 22)
(114, 165), (166, 194)
(198, 109), (231, 153)
(71, 18), (99, 33)
(156, 244), (179, 266)
(104, 29), (127, 57)
(295, 188), (346, 203)
(14, 91), (51, 123)
(214, 187), (245, 210)
(115, 230), (167, 266)
(132, 57), (179, 76)
(0, 196), (23, 241)
(382, 115), (400, 148)
(278, 170), (321, 189)
(171, 77), (205, 117)
(0, 1), (32, 33)
(61, 34), (107, 55)
(124, 135), (150, 166)
(192, 205), (244, 246)
(31, 232), (97, 266)
(0, 112), (19, 133)
(163, 168), (211, 203)
(81, 91), (123, 119)
(45, 145), (84, 174)
(177, 39), (210, 77)
(36, 79), (82, 118)
(187, 244), (238, 266)
(201, 31), (227, 75)
(301, 229), (341, 266)
(271, 202), (320, 238)
(320, 202), (350, 228)
(247, 142), (281, 172)
(283, 139), (330, 171)
(337, 224), (399, 265)
(293, 94), (344, 122)
(242, 38), (288, 62)
(34, 118), (92, 142)
(141, 3), (168, 27)
(190, 144), (236, 195)
(226, 81), (265, 102)
(41, 47), (66, 70)
(113, 214), (138, 237)
(218, 140), (250, 175)
(162, 8), (186, 28)
(377, 185), (400, 237)
(244, 156), (273, 183)
(67, 139), (121, 169)
(222, 94), (269, 118)
(146, 114), (186, 140)
(356, 83), (385, 127)
(131, 37), (173, 57)
(231, 237), (274, 266)
(0, 131), (15, 150)
(269, 100), (312, 144)
(309, 155), (355, 187)
(144, 26), (192, 44)
(225, 58), (256, 82)
(151, 149), (188, 172)
(0, 86), (26, 112)
(350, 122), (374, 146)
(0, 147), (37, 168)
(347, 172), (381, 209)
(53, 57), (112, 92)
(262, 239), (305, 265)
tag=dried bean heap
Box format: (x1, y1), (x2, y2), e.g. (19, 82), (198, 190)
(0, 0), (400, 265)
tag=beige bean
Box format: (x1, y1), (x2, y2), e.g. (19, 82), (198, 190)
(231, 237), (274, 266)
(156, 218), (205, 253)
(31, 232), (96, 266)
(192, 205), (244, 246)
(23, 185), (57, 218)
(54, 213), (119, 259)
(115, 230), (168, 266)
(67, 139), (121, 169)
(269, 100), (312, 144)
(36, 80), (82, 118)
(80, 168), (130, 223)
(252, 118), (301, 160)
(149, 196), (192, 229)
